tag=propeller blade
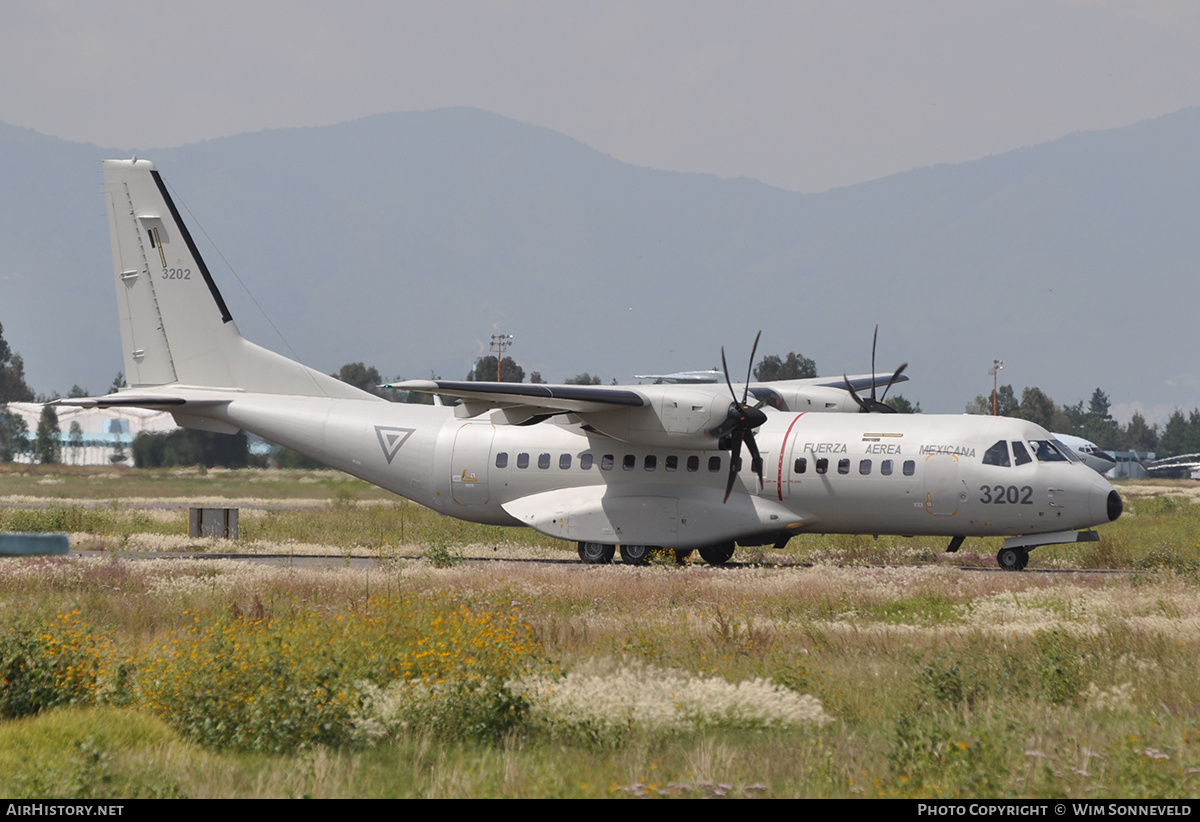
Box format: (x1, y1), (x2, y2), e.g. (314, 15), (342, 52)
(870, 324), (879, 402)
(878, 362), (908, 404)
(745, 430), (765, 490)
(721, 346), (736, 403)
(742, 330), (761, 405)
(706, 411), (741, 440)
(846, 327), (907, 413)
(716, 331), (769, 501)
(723, 429), (744, 502)
(844, 373), (869, 412)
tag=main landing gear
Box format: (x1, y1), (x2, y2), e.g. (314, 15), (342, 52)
(619, 544), (653, 564)
(698, 541), (735, 566)
(996, 546), (1029, 572)
(576, 541), (734, 566)
(577, 541), (615, 564)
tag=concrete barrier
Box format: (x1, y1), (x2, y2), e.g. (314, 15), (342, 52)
(0, 533), (70, 556)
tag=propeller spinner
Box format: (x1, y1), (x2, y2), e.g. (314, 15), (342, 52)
(707, 331), (768, 502)
(843, 325), (907, 413)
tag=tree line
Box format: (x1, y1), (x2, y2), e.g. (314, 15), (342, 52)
(964, 385), (1174, 455)
(7, 314), (1200, 467)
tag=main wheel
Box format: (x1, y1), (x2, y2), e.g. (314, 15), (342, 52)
(578, 541), (615, 564)
(698, 541), (736, 566)
(619, 544), (652, 565)
(997, 546), (1028, 571)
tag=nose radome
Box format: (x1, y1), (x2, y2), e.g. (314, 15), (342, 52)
(1107, 489), (1123, 522)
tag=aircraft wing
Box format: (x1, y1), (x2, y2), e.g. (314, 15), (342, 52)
(386, 380), (648, 418)
(819, 373), (908, 393)
(627, 371), (907, 393)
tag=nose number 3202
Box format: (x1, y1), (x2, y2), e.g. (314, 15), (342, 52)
(979, 485), (1034, 504)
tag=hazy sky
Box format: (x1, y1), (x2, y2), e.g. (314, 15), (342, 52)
(5, 0), (1200, 192)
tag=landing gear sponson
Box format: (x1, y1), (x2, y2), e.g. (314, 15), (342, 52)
(982, 529), (1101, 572)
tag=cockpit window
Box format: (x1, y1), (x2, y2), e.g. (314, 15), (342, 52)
(1029, 439), (1069, 462)
(1051, 438), (1082, 463)
(982, 440), (1011, 467)
(1011, 441), (1032, 466)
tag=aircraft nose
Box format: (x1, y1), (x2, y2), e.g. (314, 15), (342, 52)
(1107, 489), (1123, 522)
(1092, 484), (1123, 523)
(1088, 477), (1122, 525)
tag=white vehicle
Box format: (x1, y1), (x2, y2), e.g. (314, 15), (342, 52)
(1053, 433), (1117, 475)
(66, 159), (1123, 571)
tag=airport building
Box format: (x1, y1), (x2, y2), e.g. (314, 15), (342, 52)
(1, 402), (177, 466)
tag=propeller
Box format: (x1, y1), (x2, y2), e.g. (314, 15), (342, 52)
(707, 331), (769, 502)
(843, 325), (908, 413)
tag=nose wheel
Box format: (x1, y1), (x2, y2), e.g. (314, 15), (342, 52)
(996, 546), (1029, 571)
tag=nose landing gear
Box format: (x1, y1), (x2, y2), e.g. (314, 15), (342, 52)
(996, 546), (1029, 571)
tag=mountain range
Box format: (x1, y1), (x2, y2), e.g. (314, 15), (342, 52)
(2, 106), (1197, 420)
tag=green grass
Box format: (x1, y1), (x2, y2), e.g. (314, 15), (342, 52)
(0, 463), (394, 502)
(1, 468), (1200, 797)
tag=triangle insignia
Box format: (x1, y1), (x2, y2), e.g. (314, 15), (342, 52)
(375, 426), (415, 464)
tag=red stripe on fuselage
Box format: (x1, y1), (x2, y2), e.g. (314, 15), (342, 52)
(777, 412), (806, 501)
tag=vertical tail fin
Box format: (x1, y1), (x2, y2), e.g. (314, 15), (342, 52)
(103, 159), (374, 400)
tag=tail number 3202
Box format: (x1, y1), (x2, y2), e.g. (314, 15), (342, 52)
(979, 485), (1033, 505)
(162, 267), (191, 280)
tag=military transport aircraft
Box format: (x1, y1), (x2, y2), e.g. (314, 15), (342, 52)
(65, 159), (1123, 571)
(1053, 433), (1117, 475)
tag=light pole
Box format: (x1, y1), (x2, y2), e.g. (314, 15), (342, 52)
(989, 359), (1004, 416)
(491, 333), (514, 382)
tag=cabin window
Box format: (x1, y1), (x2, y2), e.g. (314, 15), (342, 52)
(665, 455), (678, 472)
(794, 457), (807, 474)
(559, 453), (572, 469)
(859, 459), (871, 475)
(687, 456), (700, 472)
(538, 453), (551, 469)
(838, 458), (850, 475)
(1012, 441), (1032, 466)
(903, 460), (915, 476)
(816, 458), (828, 475)
(708, 456), (721, 472)
(580, 453), (593, 470)
(983, 440), (1011, 467)
(623, 454), (636, 471)
(495, 452), (508, 469)
(517, 453), (529, 469)
(881, 459), (893, 476)
(644, 455), (657, 471)
(601, 454), (614, 470)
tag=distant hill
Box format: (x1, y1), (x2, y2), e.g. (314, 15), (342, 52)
(2, 107), (1198, 417)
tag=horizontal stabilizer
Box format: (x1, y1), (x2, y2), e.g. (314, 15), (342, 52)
(53, 393), (229, 409)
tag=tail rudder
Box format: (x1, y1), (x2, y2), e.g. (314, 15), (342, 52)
(103, 159), (373, 400)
